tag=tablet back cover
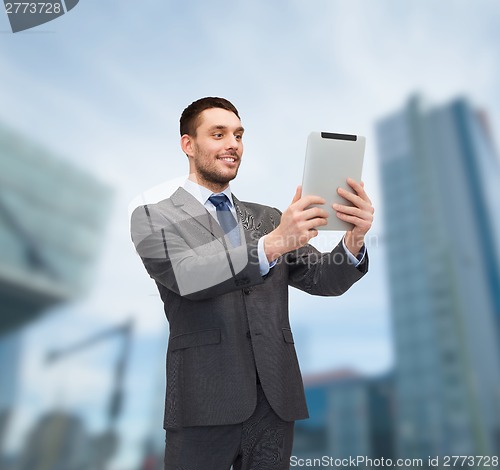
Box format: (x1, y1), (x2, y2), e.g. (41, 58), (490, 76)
(302, 132), (365, 231)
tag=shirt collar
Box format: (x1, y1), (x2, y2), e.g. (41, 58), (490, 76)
(183, 178), (233, 208)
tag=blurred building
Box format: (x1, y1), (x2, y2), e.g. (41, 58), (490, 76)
(0, 123), (112, 333)
(138, 335), (168, 470)
(0, 123), (113, 460)
(0, 330), (22, 462)
(15, 411), (91, 470)
(376, 96), (500, 459)
(293, 370), (394, 463)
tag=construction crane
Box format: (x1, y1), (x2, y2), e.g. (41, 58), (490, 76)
(42, 319), (134, 470)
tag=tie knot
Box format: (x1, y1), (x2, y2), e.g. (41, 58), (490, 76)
(209, 194), (231, 211)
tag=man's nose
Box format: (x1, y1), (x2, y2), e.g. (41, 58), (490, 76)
(225, 135), (240, 149)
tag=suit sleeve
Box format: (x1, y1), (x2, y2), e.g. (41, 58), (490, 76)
(269, 208), (368, 296)
(286, 242), (368, 296)
(131, 204), (265, 301)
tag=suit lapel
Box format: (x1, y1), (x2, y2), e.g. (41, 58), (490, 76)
(170, 187), (225, 240)
(231, 195), (248, 245)
(232, 195), (264, 244)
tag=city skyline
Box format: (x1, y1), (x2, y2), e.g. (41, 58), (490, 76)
(377, 95), (500, 458)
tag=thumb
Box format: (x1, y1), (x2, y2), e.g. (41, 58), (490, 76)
(292, 185), (302, 204)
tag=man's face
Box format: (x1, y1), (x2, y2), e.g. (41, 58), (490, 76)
(182, 107), (244, 190)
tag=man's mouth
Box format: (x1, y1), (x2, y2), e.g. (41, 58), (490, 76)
(217, 155), (237, 163)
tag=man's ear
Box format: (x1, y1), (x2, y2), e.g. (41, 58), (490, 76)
(181, 134), (193, 157)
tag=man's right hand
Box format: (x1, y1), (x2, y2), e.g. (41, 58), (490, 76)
(264, 186), (328, 262)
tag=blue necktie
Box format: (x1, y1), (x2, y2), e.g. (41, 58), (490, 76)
(208, 194), (241, 247)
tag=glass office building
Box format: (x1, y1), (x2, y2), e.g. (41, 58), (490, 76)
(376, 96), (500, 459)
(0, 330), (21, 457)
(0, 123), (113, 334)
(293, 371), (394, 462)
(0, 122), (112, 458)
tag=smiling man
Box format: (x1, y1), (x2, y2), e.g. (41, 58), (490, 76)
(181, 104), (245, 189)
(131, 97), (373, 470)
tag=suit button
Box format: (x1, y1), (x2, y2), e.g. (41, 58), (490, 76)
(243, 288), (251, 295)
(246, 331), (251, 339)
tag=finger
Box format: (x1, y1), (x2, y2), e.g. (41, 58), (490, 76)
(291, 186), (302, 205)
(297, 194), (326, 210)
(315, 217), (329, 227)
(337, 187), (374, 213)
(347, 178), (371, 204)
(336, 212), (372, 232)
(333, 204), (372, 221)
(346, 178), (365, 196)
(334, 207), (364, 222)
(304, 217), (329, 230)
(337, 187), (365, 207)
(303, 206), (329, 220)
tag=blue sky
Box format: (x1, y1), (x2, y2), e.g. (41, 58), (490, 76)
(1, 0), (499, 468)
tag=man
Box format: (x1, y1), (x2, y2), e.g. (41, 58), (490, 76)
(131, 97), (373, 470)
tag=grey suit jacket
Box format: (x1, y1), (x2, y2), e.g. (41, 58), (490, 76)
(131, 187), (368, 428)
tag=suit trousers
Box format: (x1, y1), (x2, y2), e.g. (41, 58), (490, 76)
(164, 384), (294, 470)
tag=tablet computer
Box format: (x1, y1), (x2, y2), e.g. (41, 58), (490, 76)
(301, 132), (365, 231)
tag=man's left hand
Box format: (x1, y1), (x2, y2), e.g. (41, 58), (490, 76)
(332, 178), (374, 256)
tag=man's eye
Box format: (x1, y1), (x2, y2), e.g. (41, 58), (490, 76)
(235, 134), (243, 140)
(214, 133), (223, 138)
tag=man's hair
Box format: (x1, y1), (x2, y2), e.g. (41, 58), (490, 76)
(180, 97), (240, 136)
